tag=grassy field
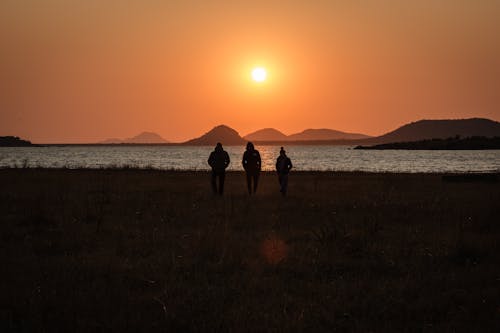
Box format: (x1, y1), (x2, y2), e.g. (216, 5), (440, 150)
(1, 169), (499, 332)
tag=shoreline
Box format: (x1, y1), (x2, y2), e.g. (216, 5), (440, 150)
(1, 167), (499, 176)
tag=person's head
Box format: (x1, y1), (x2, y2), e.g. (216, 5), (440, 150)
(246, 142), (254, 151)
(280, 147), (286, 156)
(215, 142), (223, 151)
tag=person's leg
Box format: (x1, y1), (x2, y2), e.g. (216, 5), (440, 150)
(219, 172), (225, 195)
(281, 174), (289, 196)
(211, 171), (218, 194)
(253, 171), (260, 193)
(246, 172), (252, 194)
(278, 174), (284, 193)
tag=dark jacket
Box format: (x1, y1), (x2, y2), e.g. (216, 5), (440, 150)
(208, 148), (230, 172)
(242, 150), (261, 172)
(276, 156), (292, 174)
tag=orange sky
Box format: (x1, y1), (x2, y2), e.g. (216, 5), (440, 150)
(1, 1), (499, 143)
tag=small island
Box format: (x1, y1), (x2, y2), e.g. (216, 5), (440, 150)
(355, 136), (500, 150)
(0, 136), (36, 147)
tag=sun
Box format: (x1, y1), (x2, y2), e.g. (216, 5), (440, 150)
(251, 67), (267, 82)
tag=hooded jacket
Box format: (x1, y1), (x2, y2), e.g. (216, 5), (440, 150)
(276, 155), (292, 174)
(208, 145), (230, 172)
(242, 143), (261, 172)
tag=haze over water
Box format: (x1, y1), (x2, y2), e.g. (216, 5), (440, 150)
(1, 146), (499, 173)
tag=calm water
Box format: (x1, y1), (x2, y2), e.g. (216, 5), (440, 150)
(1, 146), (499, 173)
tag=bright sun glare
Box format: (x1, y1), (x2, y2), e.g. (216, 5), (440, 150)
(251, 67), (267, 82)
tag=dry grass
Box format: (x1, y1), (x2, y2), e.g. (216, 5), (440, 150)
(1, 169), (499, 332)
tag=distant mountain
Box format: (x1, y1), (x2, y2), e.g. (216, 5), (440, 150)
(244, 128), (288, 141)
(99, 138), (123, 144)
(0, 136), (35, 147)
(183, 125), (246, 145)
(126, 132), (169, 144)
(371, 118), (500, 144)
(287, 128), (372, 141)
(239, 118), (500, 145)
(242, 127), (371, 143)
(99, 132), (168, 144)
(97, 118), (500, 146)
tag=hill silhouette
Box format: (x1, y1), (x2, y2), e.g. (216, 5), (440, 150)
(370, 118), (500, 144)
(0, 136), (35, 147)
(243, 128), (371, 142)
(183, 125), (246, 145)
(243, 128), (288, 141)
(319, 118), (500, 146)
(96, 118), (500, 146)
(125, 132), (169, 144)
(287, 128), (371, 141)
(99, 132), (168, 144)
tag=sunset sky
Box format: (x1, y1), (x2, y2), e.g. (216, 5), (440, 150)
(1, 1), (499, 143)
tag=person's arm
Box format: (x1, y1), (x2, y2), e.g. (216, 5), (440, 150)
(242, 152), (247, 170)
(288, 158), (293, 171)
(208, 153), (214, 167)
(257, 152), (261, 170)
(225, 152), (230, 168)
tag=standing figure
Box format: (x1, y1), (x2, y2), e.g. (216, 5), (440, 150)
(276, 147), (292, 196)
(242, 142), (261, 195)
(208, 142), (230, 195)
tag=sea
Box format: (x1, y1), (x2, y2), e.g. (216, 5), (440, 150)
(1, 146), (499, 173)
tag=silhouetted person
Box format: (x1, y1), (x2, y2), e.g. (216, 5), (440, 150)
(242, 142), (261, 195)
(276, 147), (292, 196)
(208, 142), (230, 195)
